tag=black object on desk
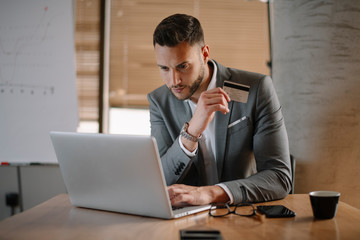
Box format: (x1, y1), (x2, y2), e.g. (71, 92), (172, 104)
(257, 205), (296, 218)
(180, 229), (222, 239)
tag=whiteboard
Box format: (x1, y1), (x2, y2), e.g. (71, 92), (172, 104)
(0, 0), (78, 163)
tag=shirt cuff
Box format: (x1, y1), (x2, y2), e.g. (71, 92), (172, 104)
(217, 183), (234, 204)
(179, 136), (197, 157)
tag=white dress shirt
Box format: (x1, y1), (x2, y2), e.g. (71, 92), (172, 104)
(179, 60), (234, 203)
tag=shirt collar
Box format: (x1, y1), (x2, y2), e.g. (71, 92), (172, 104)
(207, 59), (217, 91)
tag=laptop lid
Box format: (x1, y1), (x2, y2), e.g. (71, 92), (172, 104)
(50, 132), (210, 219)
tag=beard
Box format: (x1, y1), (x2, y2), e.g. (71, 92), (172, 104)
(169, 64), (205, 101)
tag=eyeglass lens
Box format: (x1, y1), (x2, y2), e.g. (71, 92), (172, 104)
(235, 205), (255, 216)
(210, 204), (254, 217)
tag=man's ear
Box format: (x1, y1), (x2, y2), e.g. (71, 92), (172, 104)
(201, 45), (210, 62)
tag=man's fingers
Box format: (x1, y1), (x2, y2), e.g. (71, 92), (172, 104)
(167, 185), (199, 206)
(167, 184), (191, 192)
(204, 101), (229, 114)
(167, 184), (229, 207)
(205, 87), (231, 102)
(167, 184), (193, 200)
(199, 90), (230, 114)
(168, 188), (186, 197)
(170, 192), (195, 206)
(199, 94), (229, 113)
(201, 92), (230, 103)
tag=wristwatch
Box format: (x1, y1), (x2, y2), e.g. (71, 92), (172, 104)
(180, 122), (203, 142)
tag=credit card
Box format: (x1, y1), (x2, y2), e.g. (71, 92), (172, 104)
(223, 80), (250, 103)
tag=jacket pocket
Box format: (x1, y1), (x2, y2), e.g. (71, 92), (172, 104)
(228, 116), (250, 135)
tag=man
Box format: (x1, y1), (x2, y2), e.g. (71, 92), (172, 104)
(147, 14), (291, 207)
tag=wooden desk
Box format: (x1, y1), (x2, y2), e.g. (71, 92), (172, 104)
(0, 194), (359, 240)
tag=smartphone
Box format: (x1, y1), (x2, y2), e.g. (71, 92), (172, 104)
(180, 230), (222, 240)
(257, 205), (296, 218)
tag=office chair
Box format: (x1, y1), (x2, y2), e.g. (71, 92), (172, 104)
(290, 154), (296, 194)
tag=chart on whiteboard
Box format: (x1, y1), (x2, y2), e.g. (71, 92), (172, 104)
(0, 0), (78, 163)
(0, 2), (59, 95)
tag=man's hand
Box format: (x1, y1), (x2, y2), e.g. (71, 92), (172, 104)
(167, 184), (230, 207)
(188, 87), (231, 137)
(181, 87), (230, 152)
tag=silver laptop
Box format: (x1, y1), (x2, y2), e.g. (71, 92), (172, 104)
(50, 132), (211, 219)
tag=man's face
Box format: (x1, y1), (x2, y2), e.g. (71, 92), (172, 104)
(154, 41), (207, 101)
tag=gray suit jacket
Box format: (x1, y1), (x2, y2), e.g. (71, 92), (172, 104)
(147, 60), (291, 204)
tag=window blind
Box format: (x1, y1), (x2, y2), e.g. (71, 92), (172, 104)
(75, 0), (100, 121)
(109, 0), (270, 107)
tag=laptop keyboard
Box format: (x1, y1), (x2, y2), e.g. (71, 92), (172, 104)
(172, 206), (184, 210)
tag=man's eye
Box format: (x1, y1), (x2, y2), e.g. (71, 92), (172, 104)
(160, 66), (169, 71)
(178, 64), (188, 70)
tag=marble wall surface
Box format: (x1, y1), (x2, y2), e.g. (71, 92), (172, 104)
(272, 0), (360, 207)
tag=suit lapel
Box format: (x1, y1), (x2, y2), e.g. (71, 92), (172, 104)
(172, 60), (233, 182)
(173, 98), (204, 178)
(215, 102), (232, 179)
(174, 99), (192, 128)
(214, 61), (233, 179)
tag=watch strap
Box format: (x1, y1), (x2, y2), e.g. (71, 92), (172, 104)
(180, 122), (203, 142)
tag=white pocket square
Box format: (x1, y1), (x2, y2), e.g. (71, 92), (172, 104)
(228, 116), (247, 128)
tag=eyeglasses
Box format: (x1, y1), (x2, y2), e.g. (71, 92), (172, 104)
(209, 203), (256, 217)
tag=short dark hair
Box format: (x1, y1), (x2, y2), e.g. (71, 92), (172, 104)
(153, 14), (204, 47)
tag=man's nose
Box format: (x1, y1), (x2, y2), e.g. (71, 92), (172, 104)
(171, 69), (181, 86)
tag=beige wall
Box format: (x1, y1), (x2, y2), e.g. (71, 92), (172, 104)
(272, 0), (360, 208)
